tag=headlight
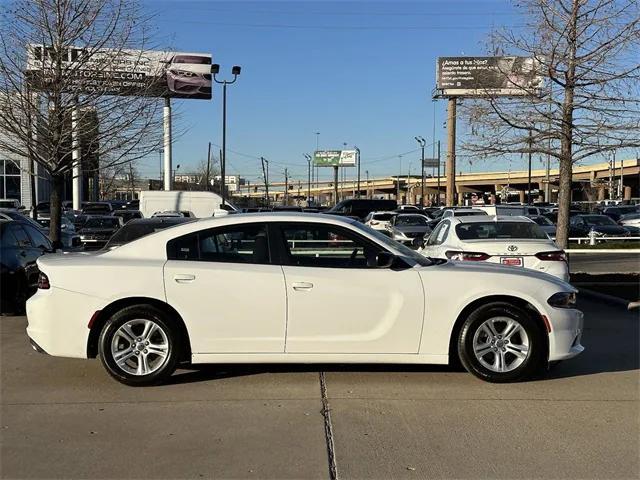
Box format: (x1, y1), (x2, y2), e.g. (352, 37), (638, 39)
(547, 292), (577, 308)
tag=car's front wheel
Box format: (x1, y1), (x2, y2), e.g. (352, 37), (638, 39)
(98, 305), (180, 386)
(458, 302), (545, 383)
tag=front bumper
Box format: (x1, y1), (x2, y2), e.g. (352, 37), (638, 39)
(547, 307), (584, 361)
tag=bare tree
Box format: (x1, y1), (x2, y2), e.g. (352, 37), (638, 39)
(461, 0), (640, 247)
(0, 0), (164, 244)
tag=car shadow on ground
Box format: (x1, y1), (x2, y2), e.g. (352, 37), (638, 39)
(168, 303), (639, 385)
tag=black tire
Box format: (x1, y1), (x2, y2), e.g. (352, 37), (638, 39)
(457, 302), (546, 383)
(98, 304), (180, 386)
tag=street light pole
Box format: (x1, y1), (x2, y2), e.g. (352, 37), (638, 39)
(397, 155), (402, 203)
(415, 136), (426, 206)
(211, 64), (241, 206)
(304, 154), (312, 204)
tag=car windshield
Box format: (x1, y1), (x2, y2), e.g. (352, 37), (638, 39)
(350, 220), (432, 266)
(372, 213), (395, 221)
(455, 222), (548, 240)
(531, 216), (553, 226)
(584, 215), (617, 226)
(454, 210), (487, 217)
(172, 55), (210, 64)
(395, 215), (427, 226)
(84, 217), (119, 229)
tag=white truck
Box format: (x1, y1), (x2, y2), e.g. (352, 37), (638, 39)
(138, 191), (236, 219)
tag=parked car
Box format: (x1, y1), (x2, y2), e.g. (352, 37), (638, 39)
(476, 205), (546, 216)
(363, 211), (397, 232)
(0, 209), (81, 250)
(113, 209), (143, 224)
(619, 212), (640, 229)
(599, 205), (638, 222)
(419, 216), (569, 281)
(151, 210), (195, 218)
(1, 219), (53, 313)
(27, 213), (583, 386)
(324, 199), (397, 221)
(35, 214), (76, 233)
(103, 217), (194, 250)
(82, 202), (114, 216)
(569, 214), (630, 238)
(78, 216), (124, 249)
(0, 198), (23, 210)
(441, 208), (488, 219)
(528, 215), (557, 237)
(386, 214), (432, 246)
(542, 210), (583, 224)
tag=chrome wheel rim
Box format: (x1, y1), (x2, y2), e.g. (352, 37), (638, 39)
(110, 319), (169, 376)
(472, 316), (530, 373)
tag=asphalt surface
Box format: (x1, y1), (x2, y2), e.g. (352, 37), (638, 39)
(1, 297), (639, 479)
(569, 252), (640, 274)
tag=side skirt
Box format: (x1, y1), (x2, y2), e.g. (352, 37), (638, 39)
(191, 353), (449, 365)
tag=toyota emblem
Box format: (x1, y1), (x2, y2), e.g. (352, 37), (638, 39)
(507, 245), (518, 252)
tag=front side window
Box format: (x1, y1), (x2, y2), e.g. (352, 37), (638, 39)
(167, 223), (270, 264)
(280, 224), (381, 268)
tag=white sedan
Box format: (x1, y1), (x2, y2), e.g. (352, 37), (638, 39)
(419, 216), (569, 281)
(26, 213), (583, 386)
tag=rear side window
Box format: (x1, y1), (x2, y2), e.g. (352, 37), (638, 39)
(23, 225), (51, 249)
(1, 225), (18, 247)
(9, 224), (32, 247)
(456, 222), (548, 240)
(167, 224), (270, 264)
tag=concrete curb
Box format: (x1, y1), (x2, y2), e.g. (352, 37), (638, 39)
(578, 288), (634, 310)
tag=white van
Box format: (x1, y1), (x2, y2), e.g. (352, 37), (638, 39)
(475, 204), (545, 217)
(138, 191), (237, 219)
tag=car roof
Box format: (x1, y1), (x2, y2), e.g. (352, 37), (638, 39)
(449, 215), (535, 224)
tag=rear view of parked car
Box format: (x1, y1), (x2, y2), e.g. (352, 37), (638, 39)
(420, 216), (569, 281)
(78, 216), (123, 249)
(1, 220), (52, 314)
(364, 211), (396, 233)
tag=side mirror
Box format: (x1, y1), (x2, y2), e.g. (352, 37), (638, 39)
(376, 251), (396, 268)
(411, 237), (424, 249)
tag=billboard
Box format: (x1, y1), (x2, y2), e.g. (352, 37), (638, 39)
(313, 150), (357, 167)
(422, 158), (440, 168)
(435, 56), (543, 97)
(25, 45), (212, 99)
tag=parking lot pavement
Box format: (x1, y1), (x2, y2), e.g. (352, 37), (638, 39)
(1, 296), (639, 479)
(569, 252), (640, 274)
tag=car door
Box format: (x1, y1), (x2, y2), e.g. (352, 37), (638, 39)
(276, 222), (424, 354)
(163, 222), (287, 353)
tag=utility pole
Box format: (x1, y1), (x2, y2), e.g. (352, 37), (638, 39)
(355, 146), (361, 198)
(366, 170), (370, 199)
(527, 130), (533, 205)
(129, 163), (135, 199)
(436, 140), (441, 206)
(284, 168), (289, 205)
(397, 155), (402, 203)
(415, 136), (426, 206)
(333, 165), (339, 206)
(446, 98), (457, 206)
(205, 142), (211, 192)
(261, 157), (269, 207)
(219, 149), (224, 197)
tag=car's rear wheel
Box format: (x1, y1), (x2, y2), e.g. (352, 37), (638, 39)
(98, 305), (180, 386)
(458, 302), (545, 383)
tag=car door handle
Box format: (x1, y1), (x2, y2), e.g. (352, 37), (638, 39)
(173, 274), (196, 283)
(292, 282), (313, 291)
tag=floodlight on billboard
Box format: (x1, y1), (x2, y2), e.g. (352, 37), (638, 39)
(25, 45), (212, 99)
(313, 150), (357, 167)
(435, 56), (543, 98)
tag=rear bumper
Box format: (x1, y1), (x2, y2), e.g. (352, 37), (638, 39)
(547, 307), (584, 361)
(26, 287), (100, 359)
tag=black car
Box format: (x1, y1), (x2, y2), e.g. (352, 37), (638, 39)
(1, 220), (53, 313)
(569, 214), (630, 237)
(103, 217), (194, 249)
(112, 209), (143, 224)
(324, 199), (397, 221)
(78, 216), (123, 249)
(81, 202), (114, 216)
(599, 205), (638, 222)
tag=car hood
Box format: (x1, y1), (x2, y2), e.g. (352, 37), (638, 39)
(79, 228), (117, 236)
(392, 226), (430, 234)
(417, 258), (574, 291)
(590, 225), (628, 234)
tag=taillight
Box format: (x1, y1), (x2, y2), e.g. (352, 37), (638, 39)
(37, 272), (50, 289)
(536, 250), (567, 261)
(445, 250), (491, 261)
